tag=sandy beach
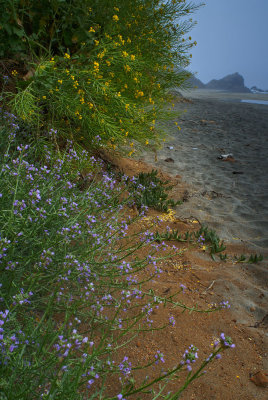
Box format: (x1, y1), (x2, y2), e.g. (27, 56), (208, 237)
(139, 89), (268, 253)
(132, 90), (268, 385)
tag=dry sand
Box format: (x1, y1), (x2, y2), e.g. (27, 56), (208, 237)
(135, 89), (268, 370)
(139, 89), (268, 252)
(104, 90), (268, 398)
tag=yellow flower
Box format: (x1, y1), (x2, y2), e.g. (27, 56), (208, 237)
(125, 131), (129, 136)
(128, 150), (134, 157)
(124, 65), (131, 72)
(64, 53), (70, 59)
(75, 111), (82, 119)
(97, 51), (106, 59)
(65, 69), (70, 75)
(114, 7), (119, 11)
(58, 79), (62, 84)
(11, 70), (18, 76)
(113, 15), (119, 22)
(88, 27), (95, 33)
(122, 51), (128, 57)
(130, 54), (135, 61)
(42, 95), (46, 99)
(70, 75), (75, 80)
(125, 104), (130, 111)
(106, 60), (111, 66)
(130, 142), (134, 147)
(136, 90), (144, 98)
(145, 139), (149, 145)
(94, 40), (99, 46)
(127, 37), (131, 43)
(116, 92), (121, 97)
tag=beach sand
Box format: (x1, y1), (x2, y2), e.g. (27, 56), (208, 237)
(135, 89), (268, 370)
(140, 89), (268, 252)
(103, 90), (268, 398)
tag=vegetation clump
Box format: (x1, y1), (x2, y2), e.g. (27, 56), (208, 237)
(0, 112), (235, 399)
(126, 170), (182, 211)
(1, 0), (200, 152)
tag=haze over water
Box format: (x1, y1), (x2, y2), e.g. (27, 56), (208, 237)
(190, 0), (268, 90)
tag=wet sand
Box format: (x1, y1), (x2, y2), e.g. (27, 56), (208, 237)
(139, 89), (268, 253)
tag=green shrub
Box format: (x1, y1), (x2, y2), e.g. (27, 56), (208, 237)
(127, 169), (182, 211)
(1, 0), (201, 151)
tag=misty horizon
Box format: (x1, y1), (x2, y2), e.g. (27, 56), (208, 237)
(189, 0), (268, 90)
(193, 71), (268, 91)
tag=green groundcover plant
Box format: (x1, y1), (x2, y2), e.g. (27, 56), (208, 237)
(0, 113), (235, 399)
(1, 0), (201, 152)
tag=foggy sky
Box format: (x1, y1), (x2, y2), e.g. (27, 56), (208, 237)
(189, 0), (268, 89)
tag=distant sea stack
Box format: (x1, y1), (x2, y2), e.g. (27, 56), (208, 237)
(189, 72), (251, 93)
(205, 72), (251, 93)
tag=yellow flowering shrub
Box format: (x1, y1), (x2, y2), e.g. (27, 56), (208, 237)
(6, 0), (201, 152)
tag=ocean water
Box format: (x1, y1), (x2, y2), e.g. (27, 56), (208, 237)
(241, 99), (268, 105)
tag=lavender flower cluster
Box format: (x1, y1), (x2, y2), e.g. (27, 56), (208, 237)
(0, 115), (175, 397)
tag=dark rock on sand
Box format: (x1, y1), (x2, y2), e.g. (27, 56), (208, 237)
(164, 157), (174, 163)
(250, 371), (268, 387)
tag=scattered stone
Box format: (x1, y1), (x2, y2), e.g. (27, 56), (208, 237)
(232, 171), (243, 174)
(182, 190), (190, 202)
(164, 158), (174, 163)
(201, 190), (224, 199)
(250, 371), (268, 387)
(217, 153), (236, 162)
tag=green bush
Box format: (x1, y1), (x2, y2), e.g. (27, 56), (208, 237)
(1, 0), (201, 151)
(127, 169), (182, 211)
